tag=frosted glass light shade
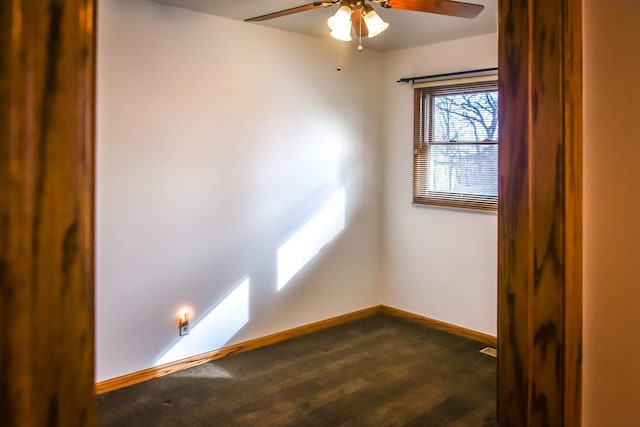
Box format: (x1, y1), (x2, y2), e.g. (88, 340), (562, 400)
(330, 28), (352, 41)
(364, 9), (389, 38)
(328, 5), (352, 41)
(327, 5), (352, 30)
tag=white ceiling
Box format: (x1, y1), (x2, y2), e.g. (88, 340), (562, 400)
(151, 0), (497, 52)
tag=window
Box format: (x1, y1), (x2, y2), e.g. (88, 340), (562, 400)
(413, 76), (498, 211)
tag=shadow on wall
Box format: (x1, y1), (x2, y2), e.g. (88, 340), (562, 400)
(153, 188), (346, 367)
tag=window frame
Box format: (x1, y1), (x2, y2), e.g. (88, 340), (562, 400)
(413, 75), (499, 212)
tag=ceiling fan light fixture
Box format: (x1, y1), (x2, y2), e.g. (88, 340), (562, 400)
(363, 7), (389, 38)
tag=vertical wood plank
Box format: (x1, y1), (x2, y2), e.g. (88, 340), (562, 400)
(560, 3), (583, 425)
(0, 1), (96, 426)
(498, 0), (582, 426)
(497, 0), (532, 423)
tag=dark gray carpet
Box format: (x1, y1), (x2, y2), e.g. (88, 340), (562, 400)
(99, 313), (496, 426)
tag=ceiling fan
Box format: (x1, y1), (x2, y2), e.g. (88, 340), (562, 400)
(245, 0), (484, 45)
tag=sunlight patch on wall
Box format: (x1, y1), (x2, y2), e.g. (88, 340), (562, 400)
(154, 278), (250, 366)
(277, 188), (346, 291)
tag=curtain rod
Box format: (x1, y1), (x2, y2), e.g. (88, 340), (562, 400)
(397, 67), (498, 84)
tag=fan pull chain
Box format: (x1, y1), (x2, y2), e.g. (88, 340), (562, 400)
(357, 13), (363, 51)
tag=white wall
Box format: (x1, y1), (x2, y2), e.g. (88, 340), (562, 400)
(380, 34), (498, 336)
(97, 0), (383, 381)
(583, 1), (640, 425)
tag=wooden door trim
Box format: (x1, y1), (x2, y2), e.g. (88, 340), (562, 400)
(497, 0), (583, 425)
(0, 1), (96, 425)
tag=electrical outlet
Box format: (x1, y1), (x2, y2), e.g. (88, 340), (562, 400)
(180, 323), (190, 336)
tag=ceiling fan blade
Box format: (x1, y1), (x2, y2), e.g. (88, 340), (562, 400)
(245, 1), (338, 22)
(382, 0), (484, 19)
(351, 9), (369, 37)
